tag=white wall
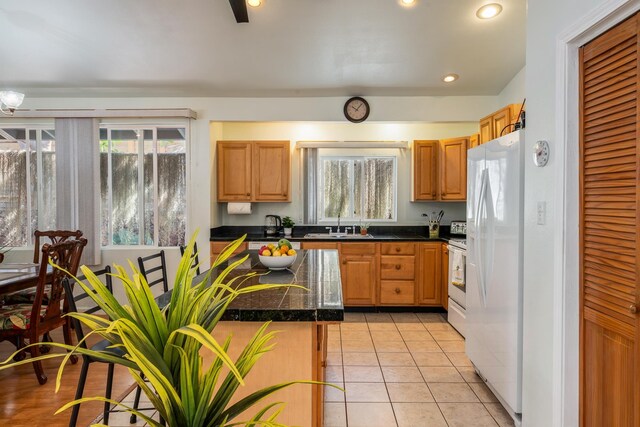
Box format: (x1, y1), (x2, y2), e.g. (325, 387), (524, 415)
(214, 121), (480, 227)
(497, 66), (526, 107)
(523, 1), (610, 426)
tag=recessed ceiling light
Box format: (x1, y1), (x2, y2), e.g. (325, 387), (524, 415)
(399, 0), (416, 7)
(247, 0), (262, 7)
(443, 74), (459, 83)
(476, 3), (503, 19)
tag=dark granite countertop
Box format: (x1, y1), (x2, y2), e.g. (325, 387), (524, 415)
(210, 225), (458, 243)
(157, 249), (344, 322)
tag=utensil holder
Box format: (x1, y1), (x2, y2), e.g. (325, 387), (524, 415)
(429, 221), (440, 238)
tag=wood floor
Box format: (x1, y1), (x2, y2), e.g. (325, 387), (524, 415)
(0, 329), (135, 427)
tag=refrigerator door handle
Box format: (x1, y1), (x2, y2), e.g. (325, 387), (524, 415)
(475, 169), (488, 307)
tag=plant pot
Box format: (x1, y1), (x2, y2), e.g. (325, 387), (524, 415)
(360, 229), (368, 235)
(284, 227), (293, 236)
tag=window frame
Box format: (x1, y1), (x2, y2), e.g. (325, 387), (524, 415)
(0, 124), (57, 247)
(100, 123), (189, 248)
(317, 155), (398, 223)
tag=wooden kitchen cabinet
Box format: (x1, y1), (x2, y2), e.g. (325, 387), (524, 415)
(340, 255), (378, 306)
(441, 242), (449, 310)
(492, 106), (511, 140)
(210, 241), (248, 265)
(413, 140), (438, 201)
(439, 137), (468, 201)
(340, 243), (378, 306)
(252, 141), (290, 201)
(469, 133), (480, 149)
(217, 142), (252, 201)
(217, 140), (290, 202)
(413, 138), (466, 201)
(416, 243), (442, 306)
(380, 242), (416, 305)
(478, 103), (524, 144)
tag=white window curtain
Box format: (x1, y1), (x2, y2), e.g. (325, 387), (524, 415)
(55, 118), (101, 265)
(302, 147), (318, 224)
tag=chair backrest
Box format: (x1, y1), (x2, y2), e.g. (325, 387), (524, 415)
(180, 241), (201, 276)
(33, 229), (83, 264)
(63, 266), (112, 350)
(33, 238), (87, 329)
(137, 250), (168, 292)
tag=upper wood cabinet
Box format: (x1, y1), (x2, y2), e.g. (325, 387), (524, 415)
(253, 141), (291, 201)
(413, 138), (467, 201)
(413, 140), (438, 201)
(469, 133), (480, 149)
(217, 141), (291, 202)
(439, 137), (468, 201)
(217, 142), (252, 201)
(478, 103), (524, 144)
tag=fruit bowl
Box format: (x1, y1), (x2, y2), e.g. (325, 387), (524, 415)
(259, 254), (297, 270)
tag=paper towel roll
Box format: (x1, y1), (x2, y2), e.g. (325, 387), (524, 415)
(227, 202), (252, 215)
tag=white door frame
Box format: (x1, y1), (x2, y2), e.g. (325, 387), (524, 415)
(553, 1), (640, 425)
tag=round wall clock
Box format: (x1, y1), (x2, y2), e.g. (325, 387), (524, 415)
(344, 97), (370, 123)
(533, 140), (550, 167)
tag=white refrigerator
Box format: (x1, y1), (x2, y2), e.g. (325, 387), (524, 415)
(466, 130), (524, 420)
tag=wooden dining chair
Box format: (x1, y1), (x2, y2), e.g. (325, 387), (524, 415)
(33, 230), (84, 264)
(137, 250), (169, 293)
(0, 238), (87, 384)
(63, 266), (145, 426)
(3, 229), (84, 306)
(180, 241), (201, 275)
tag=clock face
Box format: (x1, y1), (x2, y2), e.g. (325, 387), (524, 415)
(533, 140), (550, 167)
(344, 97), (370, 123)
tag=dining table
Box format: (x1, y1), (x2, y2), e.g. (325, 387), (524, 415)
(0, 263), (46, 297)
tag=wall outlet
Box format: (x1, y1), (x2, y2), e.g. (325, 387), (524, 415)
(537, 201), (546, 225)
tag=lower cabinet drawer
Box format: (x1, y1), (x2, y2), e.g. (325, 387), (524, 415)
(380, 256), (415, 280)
(380, 281), (415, 305)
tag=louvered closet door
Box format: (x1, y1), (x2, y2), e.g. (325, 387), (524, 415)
(580, 13), (640, 427)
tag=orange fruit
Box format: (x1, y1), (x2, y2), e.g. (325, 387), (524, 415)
(280, 245), (289, 253)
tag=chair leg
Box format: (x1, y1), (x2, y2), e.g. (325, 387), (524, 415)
(103, 363), (115, 425)
(130, 372), (145, 423)
(69, 360), (90, 427)
(62, 322), (78, 365)
(39, 332), (52, 354)
(9, 336), (26, 361)
(29, 340), (47, 385)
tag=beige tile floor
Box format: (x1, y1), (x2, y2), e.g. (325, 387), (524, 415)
(103, 312), (515, 426)
(324, 312), (516, 427)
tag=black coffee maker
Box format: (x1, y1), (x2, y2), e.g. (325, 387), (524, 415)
(264, 215), (282, 236)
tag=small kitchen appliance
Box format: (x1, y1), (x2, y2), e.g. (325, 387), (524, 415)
(264, 215), (282, 236)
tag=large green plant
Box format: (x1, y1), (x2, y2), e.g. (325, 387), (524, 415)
(1, 234), (338, 426)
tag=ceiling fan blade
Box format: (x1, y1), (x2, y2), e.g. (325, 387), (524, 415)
(229, 0), (249, 23)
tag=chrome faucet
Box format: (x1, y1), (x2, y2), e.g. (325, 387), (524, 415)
(325, 215), (346, 235)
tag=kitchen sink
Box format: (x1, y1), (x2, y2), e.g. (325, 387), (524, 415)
(303, 233), (374, 239)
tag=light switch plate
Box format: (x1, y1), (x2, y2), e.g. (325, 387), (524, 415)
(537, 201), (546, 225)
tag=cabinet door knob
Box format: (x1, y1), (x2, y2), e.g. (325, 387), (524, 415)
(342, 260), (347, 265)
(395, 247), (401, 252)
(395, 264), (401, 270)
(442, 192), (447, 196)
(630, 304), (638, 314)
(246, 192), (250, 196)
(394, 288), (401, 294)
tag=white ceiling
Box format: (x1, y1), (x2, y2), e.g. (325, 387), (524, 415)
(0, 0), (526, 98)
